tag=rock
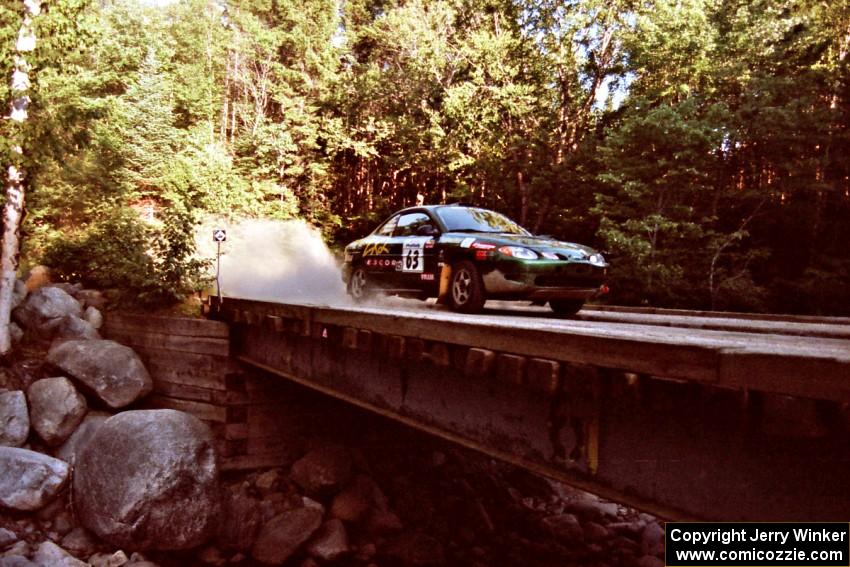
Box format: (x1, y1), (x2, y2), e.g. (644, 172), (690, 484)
(53, 511), (75, 535)
(0, 447), (69, 511)
(46, 340), (152, 409)
(253, 469), (280, 494)
(60, 528), (98, 557)
(24, 266), (51, 291)
(2, 540), (29, 558)
(13, 287), (82, 337)
(11, 280), (27, 310)
(55, 411), (111, 465)
(73, 410), (220, 550)
(89, 550), (129, 567)
(0, 391), (29, 447)
(0, 528), (17, 549)
(565, 497), (620, 520)
(0, 556), (35, 567)
(83, 307), (103, 330)
(307, 519), (349, 562)
(32, 541), (88, 567)
(331, 474), (389, 523)
(251, 508), (323, 565)
(195, 546), (225, 566)
(540, 513), (584, 543)
(640, 522), (665, 557)
(218, 488), (262, 551)
(584, 521), (609, 541)
(383, 533), (444, 566)
(54, 316), (101, 340)
(76, 290), (107, 311)
(364, 509), (403, 534)
(9, 324), (23, 344)
(27, 378), (87, 446)
(290, 445), (352, 497)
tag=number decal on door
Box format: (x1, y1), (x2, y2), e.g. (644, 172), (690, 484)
(402, 238), (430, 273)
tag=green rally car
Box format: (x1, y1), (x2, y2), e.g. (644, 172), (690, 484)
(342, 204), (609, 315)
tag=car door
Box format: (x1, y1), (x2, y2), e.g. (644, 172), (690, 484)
(391, 211), (439, 291)
(361, 214), (398, 287)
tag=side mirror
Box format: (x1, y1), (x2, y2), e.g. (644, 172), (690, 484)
(417, 224), (439, 237)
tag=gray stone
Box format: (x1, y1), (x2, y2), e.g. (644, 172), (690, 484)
(89, 550), (129, 567)
(0, 556), (35, 567)
(83, 307), (103, 330)
(0, 391), (29, 447)
(13, 287), (82, 337)
(75, 290), (107, 311)
(54, 316), (101, 340)
(0, 447), (69, 511)
(331, 474), (389, 523)
(290, 445), (352, 496)
(53, 511), (75, 535)
(73, 410), (220, 550)
(9, 324), (23, 344)
(251, 508), (323, 565)
(32, 541), (87, 567)
(584, 521), (610, 541)
(217, 487), (262, 551)
(2, 541), (28, 558)
(565, 497), (620, 520)
(47, 340), (152, 409)
(0, 528), (17, 549)
(307, 519), (349, 562)
(55, 411), (111, 465)
(540, 513), (584, 543)
(27, 378), (87, 446)
(11, 279), (27, 311)
(59, 528), (98, 557)
(641, 522), (665, 557)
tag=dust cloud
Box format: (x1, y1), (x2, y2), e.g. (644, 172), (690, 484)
(196, 219), (349, 305)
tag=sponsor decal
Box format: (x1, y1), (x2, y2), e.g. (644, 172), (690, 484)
(424, 239), (435, 249)
(471, 242), (496, 250)
(475, 250), (490, 260)
(421, 273), (435, 281)
(363, 242), (390, 256)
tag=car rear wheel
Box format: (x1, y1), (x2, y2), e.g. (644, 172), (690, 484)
(450, 261), (486, 313)
(549, 299), (584, 316)
(348, 267), (372, 301)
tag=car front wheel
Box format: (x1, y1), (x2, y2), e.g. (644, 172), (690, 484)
(450, 261), (486, 313)
(347, 267), (372, 301)
(549, 299), (584, 316)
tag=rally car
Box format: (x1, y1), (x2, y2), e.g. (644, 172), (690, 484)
(342, 204), (608, 315)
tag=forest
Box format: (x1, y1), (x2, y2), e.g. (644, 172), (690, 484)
(1, 0), (848, 314)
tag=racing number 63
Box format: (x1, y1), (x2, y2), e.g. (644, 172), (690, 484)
(402, 239), (427, 273)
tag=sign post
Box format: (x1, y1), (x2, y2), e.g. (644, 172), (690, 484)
(212, 229), (226, 302)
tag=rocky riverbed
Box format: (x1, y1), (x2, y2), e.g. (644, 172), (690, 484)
(0, 274), (665, 566)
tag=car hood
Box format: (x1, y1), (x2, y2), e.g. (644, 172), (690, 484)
(443, 232), (599, 260)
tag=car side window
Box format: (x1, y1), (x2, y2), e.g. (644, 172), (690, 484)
(394, 213), (432, 237)
(375, 215), (400, 236)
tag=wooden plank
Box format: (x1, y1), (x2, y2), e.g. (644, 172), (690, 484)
(134, 347), (235, 375)
(143, 395), (227, 423)
(465, 348), (495, 378)
(221, 452), (292, 471)
(104, 329), (229, 357)
(104, 313), (229, 338)
(147, 367), (228, 391)
(527, 358), (560, 395)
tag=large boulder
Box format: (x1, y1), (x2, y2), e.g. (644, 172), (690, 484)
(73, 410), (220, 550)
(27, 378), (87, 446)
(46, 340), (152, 409)
(0, 391), (29, 447)
(31, 541), (88, 567)
(13, 287), (82, 337)
(0, 447), (69, 511)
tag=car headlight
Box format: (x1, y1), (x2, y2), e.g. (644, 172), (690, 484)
(588, 253), (606, 266)
(498, 246), (538, 260)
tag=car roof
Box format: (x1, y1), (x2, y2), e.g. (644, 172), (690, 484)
(392, 203), (475, 216)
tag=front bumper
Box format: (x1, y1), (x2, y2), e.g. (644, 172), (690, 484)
(481, 260), (607, 300)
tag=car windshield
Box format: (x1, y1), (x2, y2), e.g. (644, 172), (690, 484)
(436, 207), (530, 235)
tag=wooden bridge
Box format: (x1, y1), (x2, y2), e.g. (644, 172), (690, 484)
(106, 298), (850, 521)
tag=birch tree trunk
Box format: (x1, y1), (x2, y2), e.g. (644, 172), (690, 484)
(0, 0), (40, 355)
